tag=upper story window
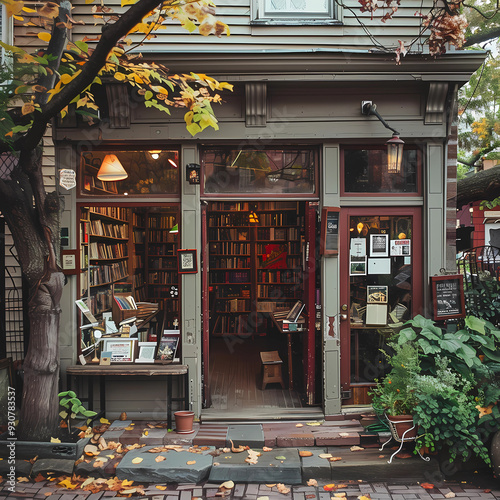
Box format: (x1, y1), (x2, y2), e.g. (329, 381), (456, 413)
(252, 0), (339, 23)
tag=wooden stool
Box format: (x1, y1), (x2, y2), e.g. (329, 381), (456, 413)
(260, 351), (285, 390)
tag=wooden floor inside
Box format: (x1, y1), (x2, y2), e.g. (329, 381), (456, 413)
(207, 335), (305, 411)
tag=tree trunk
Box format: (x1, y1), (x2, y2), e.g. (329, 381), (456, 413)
(17, 270), (64, 442)
(457, 166), (500, 207)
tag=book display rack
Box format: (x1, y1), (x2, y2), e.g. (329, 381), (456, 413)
(208, 201), (304, 337)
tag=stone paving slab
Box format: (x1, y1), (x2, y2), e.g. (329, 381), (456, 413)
(116, 445), (213, 483)
(30, 459), (75, 478)
(193, 426), (228, 447)
(226, 425), (264, 448)
(297, 448), (330, 481)
(164, 425), (201, 445)
(208, 448), (302, 484)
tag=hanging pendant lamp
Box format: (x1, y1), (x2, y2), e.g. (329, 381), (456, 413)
(97, 154), (128, 181)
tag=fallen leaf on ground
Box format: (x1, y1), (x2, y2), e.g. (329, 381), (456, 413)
(131, 457), (143, 464)
(378, 455), (385, 458)
(119, 412), (127, 420)
(50, 437), (61, 443)
(33, 473), (45, 482)
(156, 485), (168, 490)
(93, 461), (106, 468)
(339, 433), (350, 437)
(84, 444), (99, 456)
(257, 497), (270, 500)
(263, 447), (273, 452)
(120, 488), (137, 494)
(230, 440), (248, 453)
(126, 443), (144, 450)
(396, 452), (412, 459)
(307, 479), (318, 486)
(17, 477), (29, 483)
(277, 484), (290, 494)
(306, 422), (321, 426)
(329, 457), (342, 462)
(125, 426), (134, 431)
(299, 451), (313, 457)
(265, 484), (276, 488)
(58, 478), (78, 489)
(319, 453), (333, 459)
(444, 493), (456, 498)
(350, 446), (364, 451)
(357, 495), (371, 500)
(187, 460), (196, 465)
(275, 456), (286, 460)
(296, 423), (303, 427)
(334, 493), (346, 498)
(81, 478), (95, 488)
(100, 418), (111, 425)
(220, 481), (235, 489)
(324, 484), (336, 491)
(484, 491), (491, 494)
(420, 483), (435, 490)
(155, 455), (166, 462)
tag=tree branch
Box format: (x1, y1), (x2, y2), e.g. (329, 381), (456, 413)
(463, 25), (500, 47)
(16, 0), (164, 151)
(459, 141), (500, 166)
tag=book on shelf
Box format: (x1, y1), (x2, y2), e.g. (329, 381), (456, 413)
(114, 295), (137, 310)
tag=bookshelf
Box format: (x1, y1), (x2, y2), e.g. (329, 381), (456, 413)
(80, 206), (131, 318)
(145, 209), (179, 330)
(208, 201), (304, 337)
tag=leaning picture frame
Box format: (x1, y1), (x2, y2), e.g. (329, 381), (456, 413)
(156, 336), (179, 362)
(102, 338), (137, 363)
(178, 249), (197, 274)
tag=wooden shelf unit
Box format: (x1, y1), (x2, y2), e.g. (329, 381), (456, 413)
(208, 201), (304, 337)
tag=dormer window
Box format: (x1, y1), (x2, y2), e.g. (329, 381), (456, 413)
(252, 0), (339, 23)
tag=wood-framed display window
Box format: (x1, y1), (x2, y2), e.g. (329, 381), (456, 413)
(77, 146), (182, 198)
(76, 201), (181, 358)
(430, 274), (466, 321)
(340, 145), (423, 197)
(200, 146), (319, 199)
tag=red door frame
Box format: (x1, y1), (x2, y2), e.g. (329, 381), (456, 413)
(201, 203), (211, 408)
(339, 207), (423, 395)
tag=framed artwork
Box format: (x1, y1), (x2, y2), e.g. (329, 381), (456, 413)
(101, 338), (137, 362)
(135, 342), (157, 363)
(186, 163), (200, 184)
(320, 207), (340, 256)
(370, 234), (389, 257)
(430, 274), (465, 321)
(156, 336), (179, 362)
(367, 285), (388, 304)
(350, 256), (367, 276)
(178, 249), (197, 274)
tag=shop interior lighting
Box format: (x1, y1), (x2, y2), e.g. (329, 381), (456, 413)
(361, 101), (404, 174)
(97, 154), (128, 181)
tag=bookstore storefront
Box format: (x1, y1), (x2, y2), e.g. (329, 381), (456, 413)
(56, 68), (465, 420)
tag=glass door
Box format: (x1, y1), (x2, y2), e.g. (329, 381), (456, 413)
(339, 208), (422, 405)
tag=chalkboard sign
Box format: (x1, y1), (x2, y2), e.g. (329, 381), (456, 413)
(321, 207), (340, 255)
(430, 275), (465, 321)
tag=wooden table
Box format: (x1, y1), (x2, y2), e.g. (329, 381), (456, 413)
(66, 363), (189, 428)
(270, 313), (306, 390)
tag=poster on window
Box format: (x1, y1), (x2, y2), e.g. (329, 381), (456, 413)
(350, 238), (366, 257)
(370, 234), (389, 257)
(390, 239), (411, 256)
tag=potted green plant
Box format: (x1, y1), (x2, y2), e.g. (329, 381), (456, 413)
(369, 341), (420, 439)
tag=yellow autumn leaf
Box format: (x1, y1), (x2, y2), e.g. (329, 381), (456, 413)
(121, 0), (137, 6)
(131, 457), (143, 464)
(60, 74), (73, 85)
(121, 479), (134, 486)
(12, 15), (24, 21)
(38, 32), (52, 42)
(114, 73), (126, 82)
(156, 485), (168, 490)
(50, 437), (61, 443)
(21, 103), (35, 115)
(22, 6), (37, 12)
(100, 418), (110, 424)
(17, 477), (30, 483)
(58, 478), (78, 489)
(77, 96), (88, 108)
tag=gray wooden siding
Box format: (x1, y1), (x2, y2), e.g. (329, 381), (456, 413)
(62, 0), (432, 53)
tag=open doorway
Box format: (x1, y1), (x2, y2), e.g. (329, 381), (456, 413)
(202, 201), (318, 417)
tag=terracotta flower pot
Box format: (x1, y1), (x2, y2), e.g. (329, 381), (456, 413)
(386, 414), (417, 440)
(174, 411), (195, 434)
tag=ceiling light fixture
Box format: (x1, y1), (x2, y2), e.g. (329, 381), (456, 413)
(97, 154), (128, 181)
(361, 101), (404, 174)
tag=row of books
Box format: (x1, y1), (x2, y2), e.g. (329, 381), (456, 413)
(208, 214), (252, 227)
(148, 246), (176, 256)
(212, 314), (250, 336)
(133, 255), (144, 268)
(148, 271), (179, 284)
(257, 284), (301, 299)
(209, 201), (298, 211)
(209, 242), (250, 255)
(133, 229), (145, 244)
(209, 256), (251, 269)
(149, 258), (177, 270)
(114, 295), (137, 310)
(148, 215), (177, 229)
(90, 206), (130, 221)
(147, 231), (177, 243)
(89, 242), (128, 260)
(209, 271), (250, 285)
(89, 262), (128, 286)
(257, 227), (299, 241)
(215, 287), (250, 299)
(208, 228), (249, 241)
(257, 269), (302, 284)
(90, 219), (128, 239)
(88, 289), (114, 315)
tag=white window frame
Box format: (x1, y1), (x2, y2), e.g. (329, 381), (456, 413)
(251, 0), (340, 23)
